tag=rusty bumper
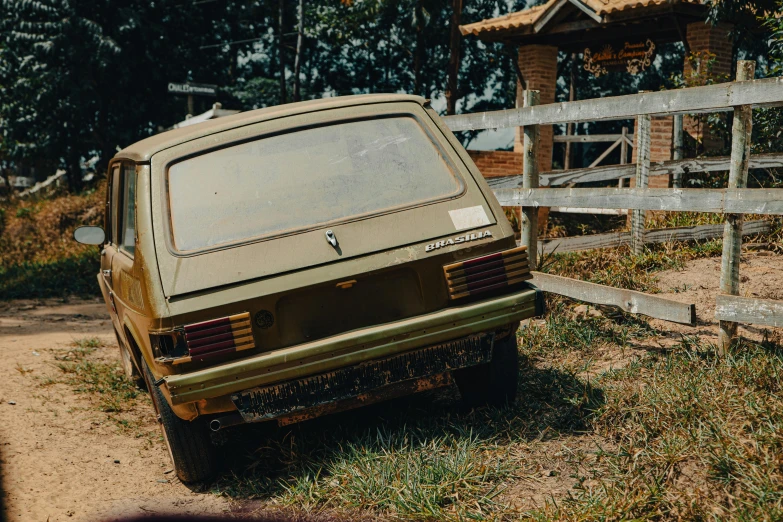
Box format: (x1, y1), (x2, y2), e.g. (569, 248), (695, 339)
(233, 333), (494, 423)
(164, 286), (541, 405)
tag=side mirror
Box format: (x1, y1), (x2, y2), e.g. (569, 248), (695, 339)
(73, 226), (106, 245)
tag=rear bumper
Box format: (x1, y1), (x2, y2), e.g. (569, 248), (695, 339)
(164, 285), (542, 405)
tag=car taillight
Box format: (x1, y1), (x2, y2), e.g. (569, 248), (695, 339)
(181, 312), (255, 363)
(443, 246), (531, 300)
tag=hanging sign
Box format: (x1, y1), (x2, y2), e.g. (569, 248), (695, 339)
(167, 82), (218, 97)
(583, 39), (656, 77)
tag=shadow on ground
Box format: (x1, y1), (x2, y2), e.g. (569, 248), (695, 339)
(205, 355), (605, 508)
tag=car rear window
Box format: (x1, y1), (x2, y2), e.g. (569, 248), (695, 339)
(167, 116), (463, 252)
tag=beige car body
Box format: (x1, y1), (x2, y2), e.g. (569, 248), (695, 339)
(97, 94), (542, 427)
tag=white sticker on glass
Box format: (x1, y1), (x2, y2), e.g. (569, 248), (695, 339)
(448, 205), (490, 231)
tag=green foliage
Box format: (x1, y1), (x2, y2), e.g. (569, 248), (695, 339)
(0, 249), (99, 299)
(0, 0), (260, 188)
(0, 0), (536, 180)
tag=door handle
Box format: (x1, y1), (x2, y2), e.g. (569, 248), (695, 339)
(102, 269), (112, 278)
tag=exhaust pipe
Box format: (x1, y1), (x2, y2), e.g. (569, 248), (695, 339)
(209, 414), (245, 432)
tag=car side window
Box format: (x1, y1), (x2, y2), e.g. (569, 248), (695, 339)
(109, 165), (120, 245)
(118, 164), (136, 256)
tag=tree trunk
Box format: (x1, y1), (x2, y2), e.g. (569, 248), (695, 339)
(67, 156), (83, 193)
(293, 0), (304, 101)
(445, 0), (462, 115)
(278, 0), (287, 104)
(414, 0), (423, 95)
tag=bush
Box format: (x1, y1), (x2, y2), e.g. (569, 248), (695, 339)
(0, 249), (100, 299)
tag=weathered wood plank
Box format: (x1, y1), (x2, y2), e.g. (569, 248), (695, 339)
(588, 137), (623, 169)
(541, 231), (630, 253)
(495, 187), (783, 215)
(521, 90), (540, 271)
(672, 114), (684, 188)
(530, 272), (696, 325)
(643, 220), (769, 244)
(550, 207), (628, 215)
(719, 61), (756, 352)
(485, 152), (783, 189)
(553, 134), (633, 143)
(715, 295), (783, 328)
(633, 112), (651, 254)
(444, 76), (783, 131)
(538, 220), (770, 254)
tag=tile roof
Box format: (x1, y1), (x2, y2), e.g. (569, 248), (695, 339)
(460, 0), (704, 37)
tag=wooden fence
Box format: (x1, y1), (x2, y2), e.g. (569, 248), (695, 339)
(550, 129), (633, 215)
(443, 61), (783, 351)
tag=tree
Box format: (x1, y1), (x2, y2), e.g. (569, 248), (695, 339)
(0, 0), (260, 192)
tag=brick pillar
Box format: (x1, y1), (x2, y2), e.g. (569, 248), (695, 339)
(683, 21), (735, 153)
(515, 44), (558, 233)
(632, 115), (673, 188)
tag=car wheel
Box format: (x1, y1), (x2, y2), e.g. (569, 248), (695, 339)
(141, 359), (217, 484)
(454, 330), (519, 408)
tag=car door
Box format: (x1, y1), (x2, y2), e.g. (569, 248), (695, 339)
(101, 163), (121, 332)
(110, 162), (140, 323)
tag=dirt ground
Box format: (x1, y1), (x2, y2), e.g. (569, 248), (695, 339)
(0, 252), (780, 521)
(0, 299), (232, 521)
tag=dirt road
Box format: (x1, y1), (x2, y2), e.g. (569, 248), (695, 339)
(0, 298), (231, 521)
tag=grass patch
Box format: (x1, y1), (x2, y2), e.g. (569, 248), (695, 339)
(527, 337), (783, 520)
(521, 301), (658, 356)
(211, 325), (608, 519)
(0, 249), (100, 299)
(52, 337), (140, 413)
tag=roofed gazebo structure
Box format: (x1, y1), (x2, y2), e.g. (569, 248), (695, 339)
(460, 0), (734, 201)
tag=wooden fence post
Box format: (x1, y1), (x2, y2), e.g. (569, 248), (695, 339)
(672, 114), (684, 188)
(632, 110), (651, 255)
(718, 60), (756, 354)
(522, 89), (540, 270)
(618, 126), (628, 188)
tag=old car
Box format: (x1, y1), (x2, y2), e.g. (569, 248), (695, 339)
(73, 94), (544, 483)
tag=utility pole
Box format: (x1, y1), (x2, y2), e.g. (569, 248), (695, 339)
(293, 0), (304, 101)
(414, 0), (424, 94)
(446, 0), (462, 115)
(278, 0), (287, 104)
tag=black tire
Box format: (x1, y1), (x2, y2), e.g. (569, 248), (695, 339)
(141, 359), (217, 484)
(454, 330), (519, 408)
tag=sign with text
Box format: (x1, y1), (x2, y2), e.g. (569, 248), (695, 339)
(584, 39), (656, 77)
(167, 82), (218, 97)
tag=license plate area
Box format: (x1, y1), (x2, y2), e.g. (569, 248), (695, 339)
(231, 333), (494, 422)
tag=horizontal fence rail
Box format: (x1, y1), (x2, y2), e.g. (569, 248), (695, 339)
(553, 134), (634, 143)
(444, 76), (783, 132)
(715, 295), (783, 328)
(531, 273), (696, 325)
(538, 220), (771, 255)
(495, 187), (783, 215)
(485, 152), (783, 189)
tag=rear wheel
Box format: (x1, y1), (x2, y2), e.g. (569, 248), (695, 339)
(454, 329), (519, 408)
(141, 360), (217, 484)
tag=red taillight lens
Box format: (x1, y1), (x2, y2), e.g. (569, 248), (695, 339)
(443, 246), (531, 300)
(179, 312), (255, 363)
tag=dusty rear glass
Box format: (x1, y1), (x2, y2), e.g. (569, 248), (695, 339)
(167, 116), (463, 252)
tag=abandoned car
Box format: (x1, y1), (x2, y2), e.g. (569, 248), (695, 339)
(74, 94), (544, 483)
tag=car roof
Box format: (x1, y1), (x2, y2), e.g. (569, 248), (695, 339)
(115, 94), (428, 163)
